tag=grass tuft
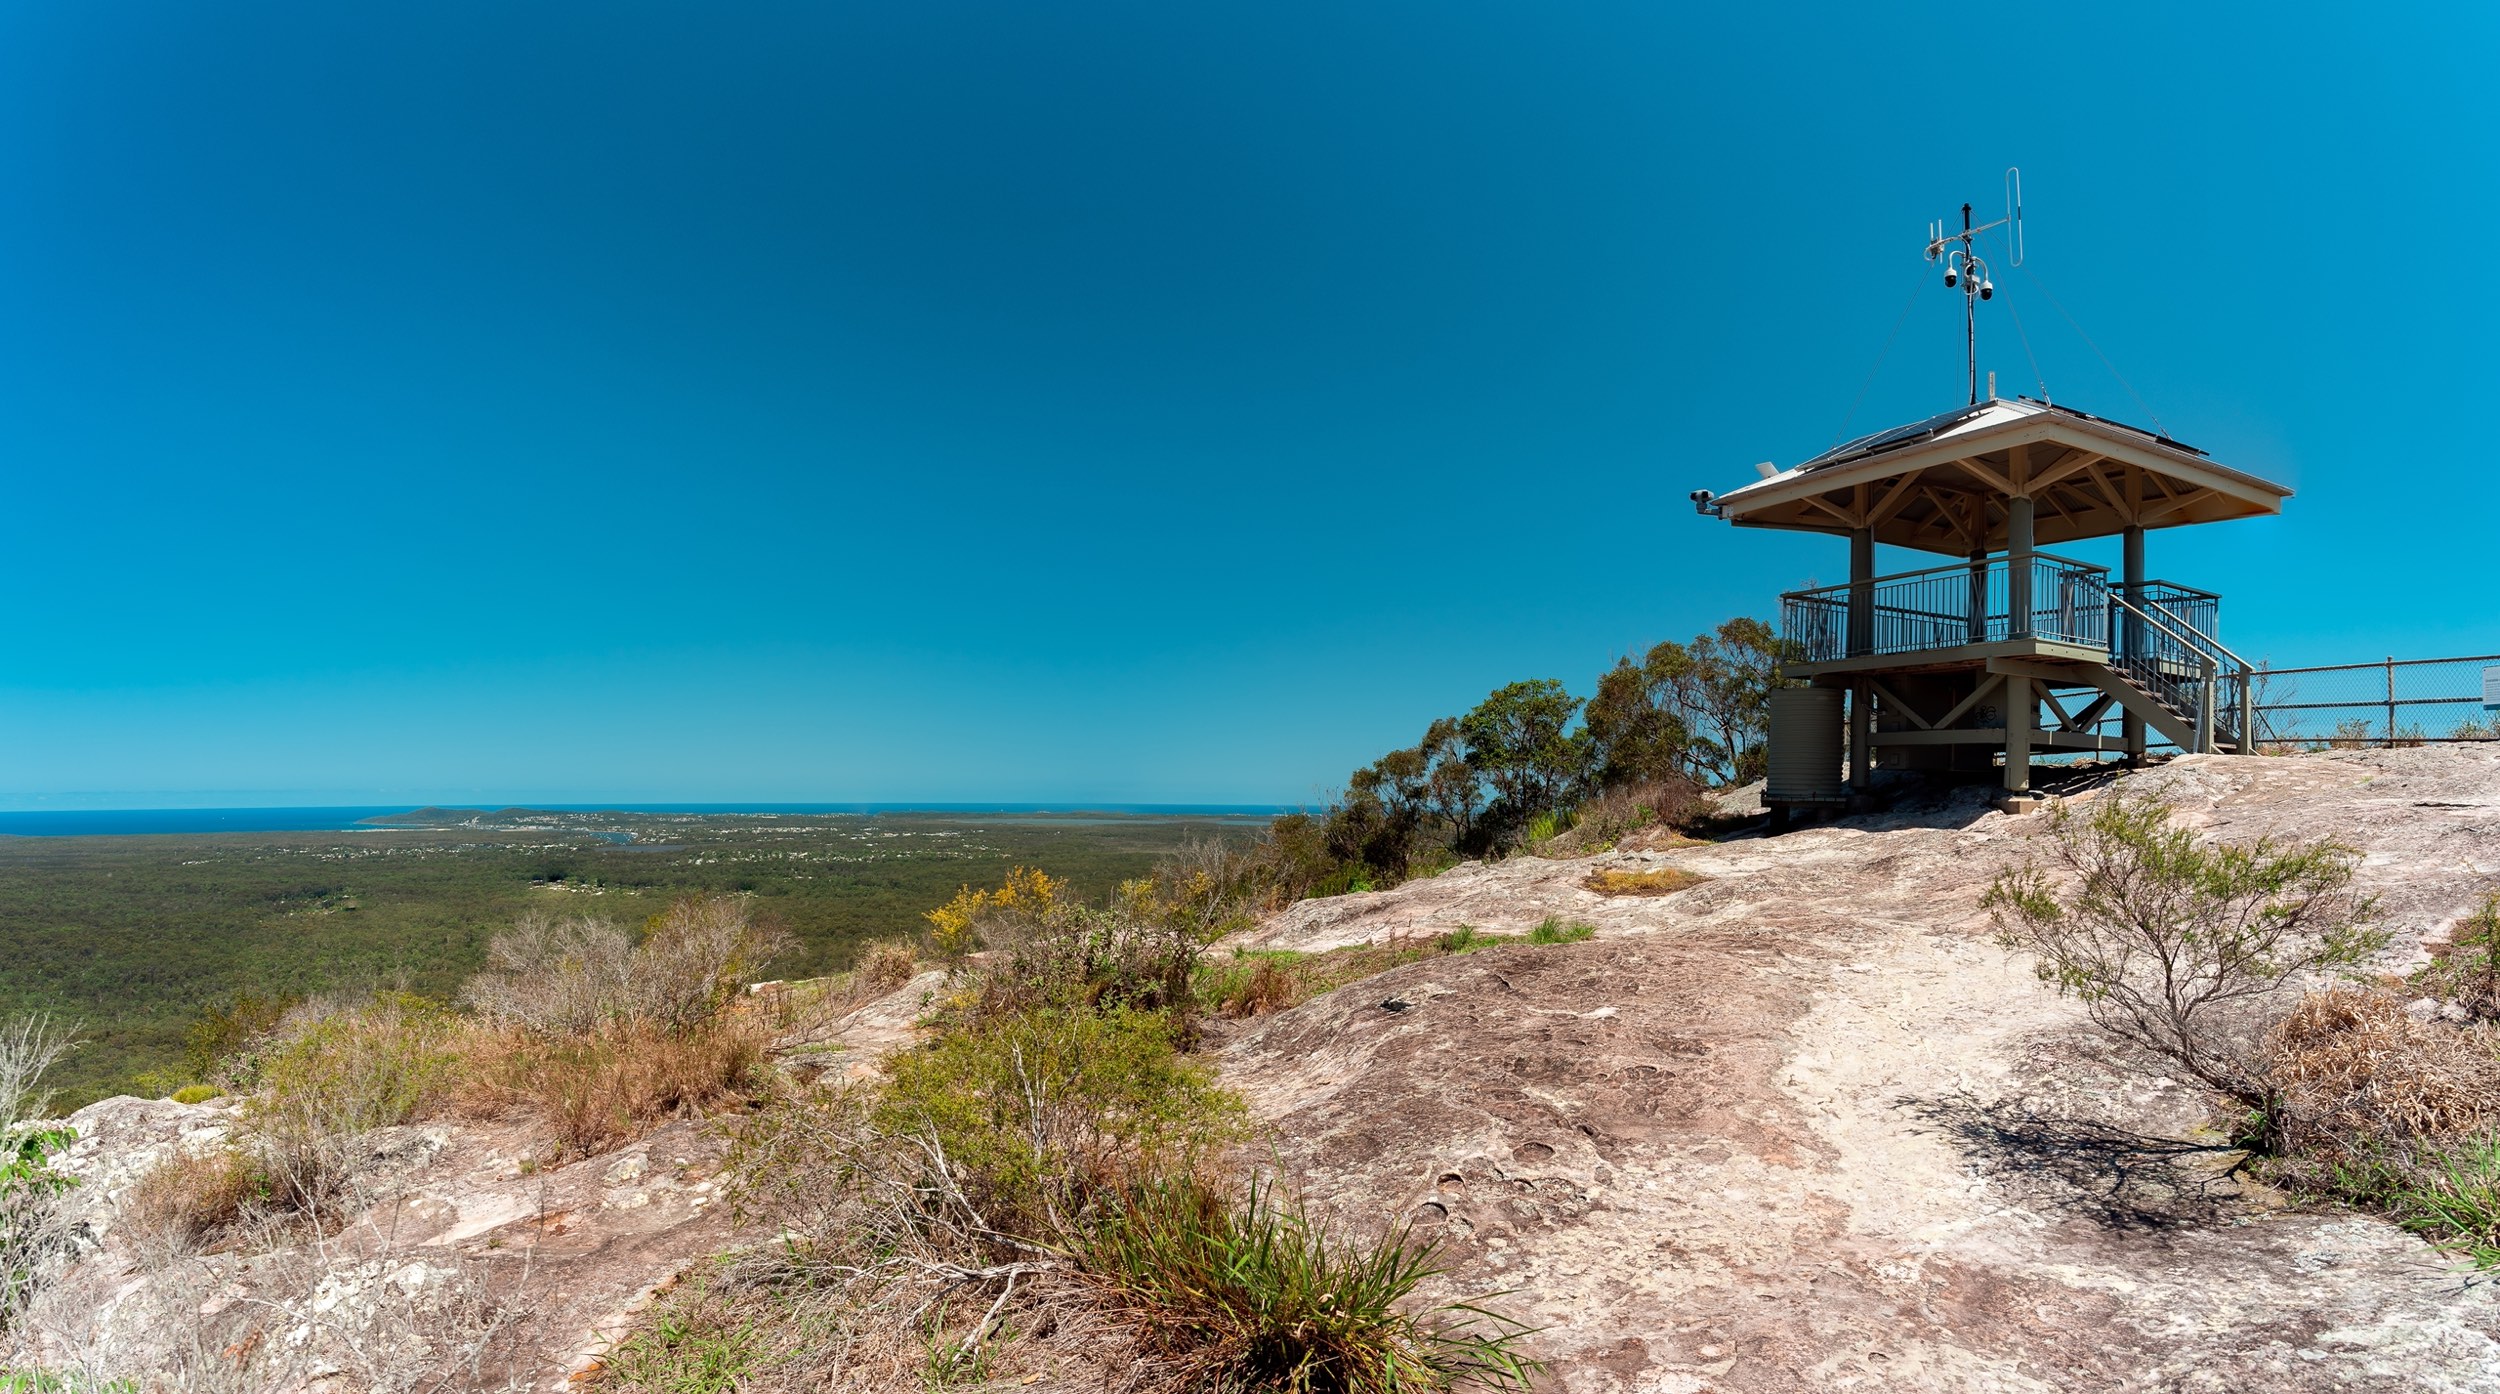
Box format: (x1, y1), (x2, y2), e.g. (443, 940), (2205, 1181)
(604, 1298), (766, 1394)
(2331, 1134), (2500, 1268)
(1081, 1174), (1539, 1394)
(1526, 918), (1595, 945)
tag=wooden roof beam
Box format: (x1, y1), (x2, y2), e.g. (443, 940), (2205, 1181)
(1865, 468), (1929, 529)
(2026, 450), (2106, 495)
(2082, 462), (2133, 522)
(1801, 493), (1861, 528)
(2140, 492), (2216, 526)
(1952, 455), (2015, 495)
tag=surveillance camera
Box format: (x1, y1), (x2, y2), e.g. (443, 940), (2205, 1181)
(1979, 281), (1994, 300)
(1943, 267), (1958, 288)
(1689, 488), (1716, 515)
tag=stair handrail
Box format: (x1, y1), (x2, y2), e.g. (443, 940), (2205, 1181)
(2136, 595), (2253, 674)
(2109, 591), (2255, 751)
(2107, 591), (2213, 663)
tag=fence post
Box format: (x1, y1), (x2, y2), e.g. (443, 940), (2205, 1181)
(2386, 656), (2397, 745)
(2197, 657), (2217, 755)
(2238, 666), (2255, 753)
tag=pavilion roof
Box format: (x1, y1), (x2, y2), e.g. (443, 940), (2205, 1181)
(1707, 398), (2290, 556)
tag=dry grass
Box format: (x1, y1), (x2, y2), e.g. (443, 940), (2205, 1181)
(462, 895), (793, 1036)
(1225, 960), (1303, 1017)
(855, 939), (918, 994)
(454, 1014), (771, 1159)
(1536, 779), (1707, 857)
(1200, 941), (1444, 1020)
(2265, 985), (2500, 1157)
(1200, 922), (1610, 1021)
(2260, 985), (2500, 1267)
(119, 1145), (258, 1264)
(1582, 866), (1706, 898)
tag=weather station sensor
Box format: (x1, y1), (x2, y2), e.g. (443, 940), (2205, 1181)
(1924, 168), (2023, 406)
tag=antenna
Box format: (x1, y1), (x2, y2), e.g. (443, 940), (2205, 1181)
(1924, 166), (2024, 405)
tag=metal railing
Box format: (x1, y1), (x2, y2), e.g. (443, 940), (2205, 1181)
(2247, 655), (2500, 747)
(1782, 553), (2112, 663)
(2107, 589), (2251, 752)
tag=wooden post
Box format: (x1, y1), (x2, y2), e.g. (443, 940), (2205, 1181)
(2122, 523), (2145, 762)
(2003, 674), (2032, 794)
(1966, 545), (1988, 643)
(1847, 527), (1874, 658)
(2006, 495), (2036, 638)
(1850, 681), (1874, 792)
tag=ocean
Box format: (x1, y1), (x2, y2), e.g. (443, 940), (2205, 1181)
(0, 803), (1288, 838)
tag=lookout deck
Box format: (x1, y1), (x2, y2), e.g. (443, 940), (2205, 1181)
(1782, 550), (2253, 766)
(1697, 396), (2288, 809)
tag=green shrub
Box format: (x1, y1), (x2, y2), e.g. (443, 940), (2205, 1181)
(3, 1123), (78, 1327)
(1983, 791), (2378, 1133)
(1435, 926), (1480, 953)
(1080, 1174), (1539, 1394)
(236, 993), (459, 1218)
(1526, 918), (1594, 945)
(1520, 810), (1576, 851)
(876, 1007), (1245, 1237)
(939, 869), (1242, 1038)
(185, 990), (293, 1084)
(1312, 866), (1377, 898)
(255, 992), (457, 1135)
(170, 1084), (222, 1105)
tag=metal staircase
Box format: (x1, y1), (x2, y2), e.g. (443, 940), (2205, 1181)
(2103, 590), (2253, 754)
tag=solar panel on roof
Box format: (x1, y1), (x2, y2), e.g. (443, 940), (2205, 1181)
(1798, 403), (1995, 472)
(1786, 399), (2209, 477)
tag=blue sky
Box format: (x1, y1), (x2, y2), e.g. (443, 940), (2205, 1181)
(1, 2), (2491, 807)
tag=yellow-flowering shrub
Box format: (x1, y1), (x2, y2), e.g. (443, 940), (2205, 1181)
(923, 866), (1064, 959)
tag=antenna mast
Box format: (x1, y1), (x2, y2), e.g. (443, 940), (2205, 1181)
(1925, 168), (2024, 405)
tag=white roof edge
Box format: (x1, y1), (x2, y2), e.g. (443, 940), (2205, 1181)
(1712, 402), (2285, 510)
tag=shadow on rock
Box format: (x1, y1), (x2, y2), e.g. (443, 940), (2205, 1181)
(1903, 1093), (2249, 1231)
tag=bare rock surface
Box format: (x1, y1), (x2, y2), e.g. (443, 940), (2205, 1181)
(1220, 749), (2500, 1392)
(23, 1096), (733, 1391)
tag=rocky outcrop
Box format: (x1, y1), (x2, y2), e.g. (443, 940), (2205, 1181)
(19, 750), (2500, 1390)
(1219, 749), (2500, 1392)
(8, 967), (963, 1390)
(16, 1095), (732, 1390)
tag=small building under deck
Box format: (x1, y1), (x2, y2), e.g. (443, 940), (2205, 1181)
(1700, 397), (2289, 812)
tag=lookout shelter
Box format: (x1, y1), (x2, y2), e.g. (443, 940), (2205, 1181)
(1696, 395), (2290, 814)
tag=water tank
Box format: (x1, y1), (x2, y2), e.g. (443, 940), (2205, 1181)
(1766, 687), (1847, 805)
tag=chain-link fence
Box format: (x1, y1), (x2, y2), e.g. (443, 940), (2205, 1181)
(2246, 655), (2500, 748)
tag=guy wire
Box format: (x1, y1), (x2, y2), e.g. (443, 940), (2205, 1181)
(2015, 264), (2165, 436)
(2003, 292), (2050, 403)
(1828, 264), (1929, 450)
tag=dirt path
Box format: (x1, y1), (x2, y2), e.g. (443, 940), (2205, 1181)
(1218, 751), (2500, 1392)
